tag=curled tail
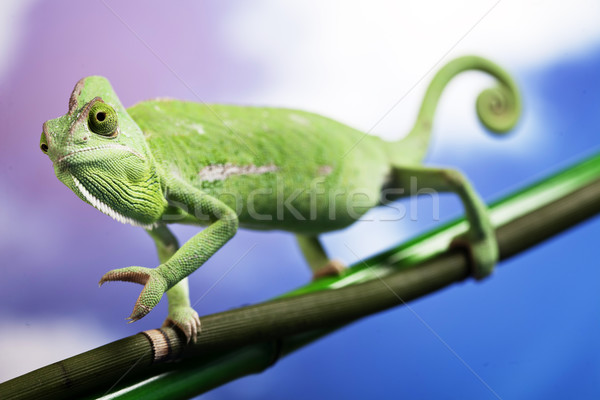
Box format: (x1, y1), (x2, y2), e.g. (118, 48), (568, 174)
(395, 55), (522, 163)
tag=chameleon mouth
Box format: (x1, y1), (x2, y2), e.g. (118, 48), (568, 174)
(57, 144), (145, 164)
(70, 174), (156, 229)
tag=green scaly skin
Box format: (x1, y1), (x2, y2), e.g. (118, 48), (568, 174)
(40, 55), (521, 342)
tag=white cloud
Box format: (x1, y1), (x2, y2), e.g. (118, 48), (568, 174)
(217, 0), (599, 256)
(221, 0), (600, 141)
(0, 0), (37, 78)
(0, 317), (110, 382)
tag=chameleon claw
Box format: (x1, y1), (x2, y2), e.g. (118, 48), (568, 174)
(127, 303), (153, 322)
(162, 306), (202, 343)
(100, 266), (168, 322)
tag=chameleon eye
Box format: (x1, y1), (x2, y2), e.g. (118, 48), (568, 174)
(88, 102), (118, 137)
(40, 132), (49, 153)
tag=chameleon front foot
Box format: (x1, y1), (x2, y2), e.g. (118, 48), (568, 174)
(162, 306), (201, 343)
(450, 233), (498, 280)
(99, 266), (168, 322)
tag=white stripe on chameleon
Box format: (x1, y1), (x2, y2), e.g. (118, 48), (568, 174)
(190, 123), (205, 134)
(71, 175), (156, 229)
(288, 113), (310, 125)
(198, 163), (279, 182)
(174, 121), (205, 134)
(57, 143), (145, 164)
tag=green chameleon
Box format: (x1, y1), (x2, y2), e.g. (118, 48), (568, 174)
(40, 56), (520, 342)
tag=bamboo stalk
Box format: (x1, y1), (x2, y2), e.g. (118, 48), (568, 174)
(104, 152), (600, 399)
(2, 151), (599, 400)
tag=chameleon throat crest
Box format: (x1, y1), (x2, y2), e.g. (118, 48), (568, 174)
(71, 175), (157, 229)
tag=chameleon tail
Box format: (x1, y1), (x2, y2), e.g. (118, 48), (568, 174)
(395, 55), (522, 163)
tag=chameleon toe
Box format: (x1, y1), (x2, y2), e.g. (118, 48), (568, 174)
(312, 260), (346, 280)
(162, 306), (202, 343)
(99, 266), (153, 286)
(450, 235), (498, 280)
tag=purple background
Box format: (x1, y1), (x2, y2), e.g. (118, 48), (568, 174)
(1, 1), (599, 399)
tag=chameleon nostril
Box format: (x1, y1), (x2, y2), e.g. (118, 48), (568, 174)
(41, 143), (49, 152)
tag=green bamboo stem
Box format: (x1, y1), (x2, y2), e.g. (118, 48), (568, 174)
(2, 151), (599, 400)
(104, 151), (600, 399)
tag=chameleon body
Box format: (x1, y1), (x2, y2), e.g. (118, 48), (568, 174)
(40, 56), (520, 341)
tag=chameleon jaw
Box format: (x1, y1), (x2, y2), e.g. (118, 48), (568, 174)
(70, 174), (157, 229)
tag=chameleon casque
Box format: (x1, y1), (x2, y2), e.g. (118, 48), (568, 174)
(40, 56), (520, 342)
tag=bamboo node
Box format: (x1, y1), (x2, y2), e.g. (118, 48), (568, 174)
(141, 329), (172, 362)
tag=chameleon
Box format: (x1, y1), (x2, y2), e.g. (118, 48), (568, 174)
(40, 56), (520, 342)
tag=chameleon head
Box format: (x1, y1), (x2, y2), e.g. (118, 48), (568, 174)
(40, 76), (166, 228)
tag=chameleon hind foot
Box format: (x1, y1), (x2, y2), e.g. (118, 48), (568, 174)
(450, 233), (498, 280)
(162, 306), (201, 343)
(99, 266), (168, 322)
(295, 235), (346, 280)
(312, 259), (346, 280)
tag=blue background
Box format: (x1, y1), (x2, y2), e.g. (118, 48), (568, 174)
(0, 2), (599, 399)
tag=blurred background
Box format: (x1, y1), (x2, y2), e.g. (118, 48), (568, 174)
(1, 1), (599, 398)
